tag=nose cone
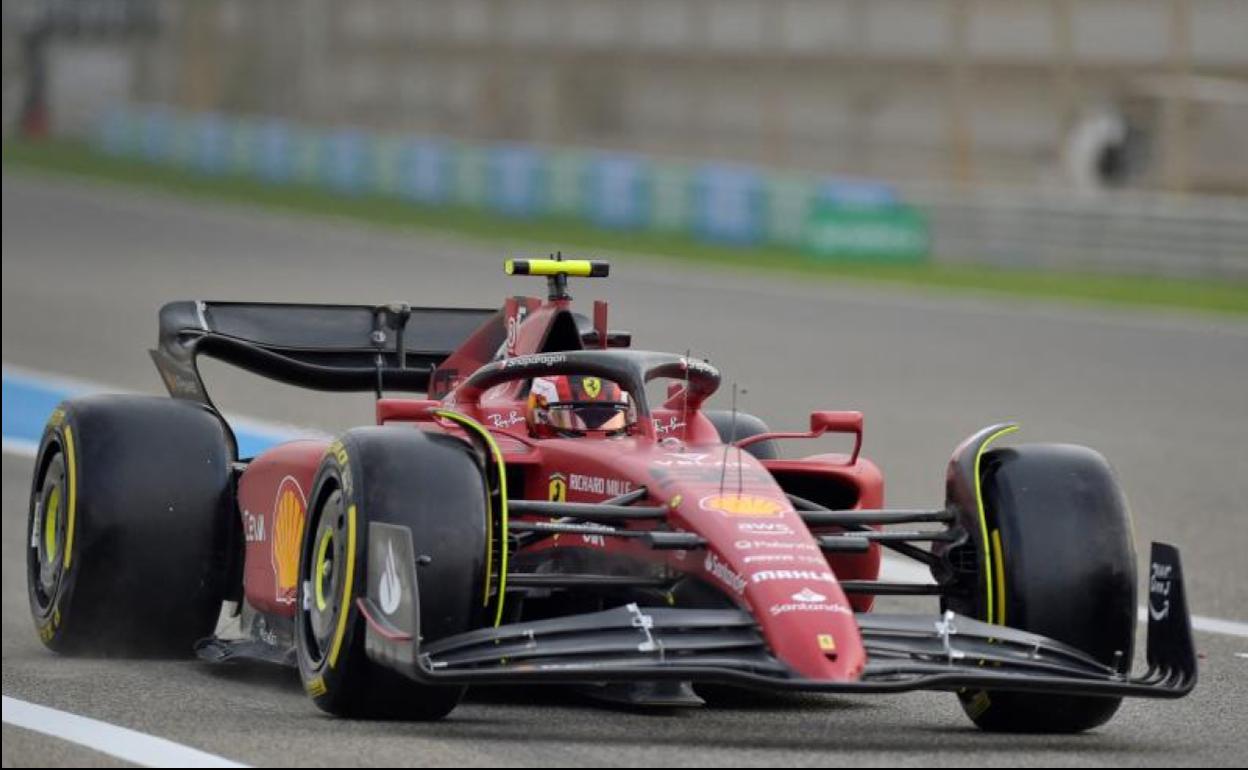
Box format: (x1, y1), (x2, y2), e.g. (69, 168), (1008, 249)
(703, 541), (866, 681)
(641, 449), (866, 680)
(662, 483), (866, 681)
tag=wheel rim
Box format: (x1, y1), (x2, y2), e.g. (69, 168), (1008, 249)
(44, 485), (61, 565)
(301, 488), (347, 665)
(30, 452), (67, 612)
(314, 527), (334, 613)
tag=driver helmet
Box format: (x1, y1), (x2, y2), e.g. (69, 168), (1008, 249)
(526, 375), (634, 437)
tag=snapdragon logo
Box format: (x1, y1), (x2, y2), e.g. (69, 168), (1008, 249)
(503, 352), (568, 369)
(704, 552), (747, 595)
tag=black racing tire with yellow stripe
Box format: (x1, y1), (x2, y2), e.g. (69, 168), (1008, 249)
(294, 427), (489, 720)
(956, 443), (1137, 733)
(26, 395), (233, 656)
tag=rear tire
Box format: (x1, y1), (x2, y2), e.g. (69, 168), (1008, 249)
(954, 443), (1137, 733)
(26, 396), (233, 656)
(295, 428), (489, 720)
(704, 410), (777, 460)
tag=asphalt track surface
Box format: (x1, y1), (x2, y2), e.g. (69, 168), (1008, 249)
(3, 172), (1247, 766)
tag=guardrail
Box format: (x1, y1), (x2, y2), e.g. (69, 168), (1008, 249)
(904, 183), (1248, 281)
(93, 105), (1248, 282)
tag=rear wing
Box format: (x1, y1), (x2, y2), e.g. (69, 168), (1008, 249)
(150, 300), (500, 409)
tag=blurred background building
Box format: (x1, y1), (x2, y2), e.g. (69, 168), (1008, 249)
(6, 0), (1246, 195)
(4, 0), (1246, 282)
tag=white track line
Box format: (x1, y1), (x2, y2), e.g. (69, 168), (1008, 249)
(5, 362), (1247, 639)
(1150, 610), (1248, 639)
(880, 555), (1248, 638)
(2, 437), (38, 459)
(2, 695), (248, 768)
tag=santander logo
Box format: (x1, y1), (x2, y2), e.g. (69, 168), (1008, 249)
(768, 586), (853, 618)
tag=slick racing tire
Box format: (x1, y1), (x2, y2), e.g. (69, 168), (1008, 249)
(27, 396), (233, 656)
(295, 428), (489, 720)
(704, 410), (778, 460)
(954, 443), (1137, 733)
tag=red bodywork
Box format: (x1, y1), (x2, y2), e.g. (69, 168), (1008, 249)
(236, 294), (884, 683)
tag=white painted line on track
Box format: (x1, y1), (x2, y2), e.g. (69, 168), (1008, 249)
(4, 362), (1247, 639)
(1141, 608), (1248, 639)
(1, 437), (38, 459)
(2, 362), (121, 394)
(877, 556), (1248, 639)
(2, 695), (249, 768)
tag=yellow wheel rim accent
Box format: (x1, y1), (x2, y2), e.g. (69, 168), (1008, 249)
(327, 504), (356, 669)
(44, 485), (61, 563)
(314, 528), (334, 612)
(63, 426), (77, 570)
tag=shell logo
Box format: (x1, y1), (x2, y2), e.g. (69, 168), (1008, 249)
(700, 493), (784, 517)
(272, 477), (307, 605)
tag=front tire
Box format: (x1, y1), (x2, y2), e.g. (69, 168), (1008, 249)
(295, 428), (490, 720)
(955, 443), (1137, 733)
(26, 396), (233, 656)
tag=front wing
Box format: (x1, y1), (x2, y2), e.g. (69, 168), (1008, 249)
(359, 541), (1196, 700)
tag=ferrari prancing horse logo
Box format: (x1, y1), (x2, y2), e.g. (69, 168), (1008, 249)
(582, 377), (602, 399)
(548, 473), (568, 502)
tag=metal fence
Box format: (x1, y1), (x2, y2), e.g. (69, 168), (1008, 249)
(905, 184), (1248, 281)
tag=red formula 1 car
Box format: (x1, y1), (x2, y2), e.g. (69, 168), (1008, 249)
(27, 259), (1195, 732)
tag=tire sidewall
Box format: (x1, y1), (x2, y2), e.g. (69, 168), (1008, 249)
(25, 397), (233, 656)
(26, 409), (83, 651)
(295, 428), (488, 717)
(295, 436), (366, 711)
(960, 443), (1136, 732)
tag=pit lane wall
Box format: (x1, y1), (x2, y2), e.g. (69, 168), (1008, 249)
(92, 104), (1248, 281)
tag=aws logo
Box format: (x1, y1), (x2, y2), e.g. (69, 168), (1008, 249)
(272, 476), (307, 605)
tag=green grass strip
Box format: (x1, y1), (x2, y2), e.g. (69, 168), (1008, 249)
(5, 139), (1245, 316)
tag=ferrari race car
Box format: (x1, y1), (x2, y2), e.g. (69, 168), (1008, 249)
(27, 258), (1195, 732)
